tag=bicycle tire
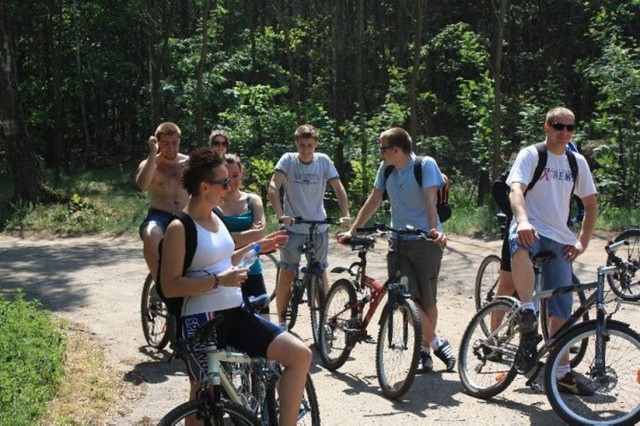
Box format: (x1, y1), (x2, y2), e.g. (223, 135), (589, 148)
(264, 372), (321, 426)
(540, 282), (589, 368)
(140, 273), (171, 349)
(158, 398), (260, 426)
(544, 320), (640, 425)
(458, 298), (519, 399)
(286, 274), (305, 332)
(607, 228), (640, 302)
(318, 278), (358, 370)
(261, 252), (280, 304)
(475, 254), (502, 311)
(375, 298), (422, 399)
(308, 271), (325, 347)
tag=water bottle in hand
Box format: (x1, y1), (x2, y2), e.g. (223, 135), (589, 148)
(237, 244), (260, 269)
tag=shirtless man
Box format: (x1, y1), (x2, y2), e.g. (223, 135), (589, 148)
(136, 122), (190, 281)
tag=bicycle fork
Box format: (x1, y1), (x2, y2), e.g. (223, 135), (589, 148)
(385, 277), (410, 350)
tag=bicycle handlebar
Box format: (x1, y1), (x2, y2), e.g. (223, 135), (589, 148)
(355, 223), (435, 239)
(278, 217), (337, 225)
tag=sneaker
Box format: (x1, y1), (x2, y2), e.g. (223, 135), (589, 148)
(416, 351), (433, 374)
(517, 309), (538, 334)
(434, 339), (456, 372)
(557, 372), (596, 396)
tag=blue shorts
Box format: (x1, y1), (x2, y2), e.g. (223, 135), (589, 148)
(138, 208), (173, 238)
(509, 225), (573, 319)
(279, 231), (329, 271)
(181, 307), (283, 382)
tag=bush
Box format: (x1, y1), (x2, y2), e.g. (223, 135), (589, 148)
(0, 291), (66, 424)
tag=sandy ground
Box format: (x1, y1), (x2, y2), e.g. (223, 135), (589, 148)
(1, 230), (638, 425)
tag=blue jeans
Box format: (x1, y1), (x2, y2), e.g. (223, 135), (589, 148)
(509, 225), (573, 319)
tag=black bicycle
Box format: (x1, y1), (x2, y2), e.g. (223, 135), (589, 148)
(458, 238), (640, 425)
(606, 228), (640, 301)
(283, 217), (336, 347)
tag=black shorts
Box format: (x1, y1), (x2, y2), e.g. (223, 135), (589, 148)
(181, 307), (283, 382)
(500, 233), (511, 272)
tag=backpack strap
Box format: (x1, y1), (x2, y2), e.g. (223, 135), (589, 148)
(527, 142), (548, 193)
(528, 142), (579, 194)
(383, 156), (424, 200)
(174, 211), (198, 270)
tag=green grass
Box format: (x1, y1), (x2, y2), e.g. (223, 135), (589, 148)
(0, 167), (638, 236)
(0, 168), (149, 236)
(0, 291), (66, 424)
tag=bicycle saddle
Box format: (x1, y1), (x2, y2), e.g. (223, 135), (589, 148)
(341, 236), (375, 249)
(532, 250), (556, 265)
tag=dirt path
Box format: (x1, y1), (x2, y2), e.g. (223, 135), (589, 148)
(1, 231), (637, 425)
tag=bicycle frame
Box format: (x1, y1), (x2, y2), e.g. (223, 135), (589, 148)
(489, 241), (628, 380)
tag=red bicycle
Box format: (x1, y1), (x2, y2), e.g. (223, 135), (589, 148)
(318, 224), (427, 399)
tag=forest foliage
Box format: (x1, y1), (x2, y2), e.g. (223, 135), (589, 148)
(2, 0), (640, 210)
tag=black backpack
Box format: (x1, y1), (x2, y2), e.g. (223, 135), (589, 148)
(155, 209), (228, 316)
(383, 156), (452, 223)
(491, 142), (579, 218)
(156, 211), (198, 317)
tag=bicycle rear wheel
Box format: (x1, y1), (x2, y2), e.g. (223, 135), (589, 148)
(375, 298), (422, 399)
(261, 252), (280, 305)
(140, 273), (171, 349)
(158, 399), (260, 425)
(308, 271), (325, 347)
(319, 278), (358, 370)
(458, 298), (519, 399)
(544, 320), (640, 425)
(475, 254), (502, 311)
(607, 228), (640, 301)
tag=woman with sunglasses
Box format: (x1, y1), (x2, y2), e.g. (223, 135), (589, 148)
(209, 129), (230, 156)
(217, 153), (271, 320)
(160, 148), (312, 425)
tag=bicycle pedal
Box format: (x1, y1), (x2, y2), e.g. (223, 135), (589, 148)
(514, 334), (541, 374)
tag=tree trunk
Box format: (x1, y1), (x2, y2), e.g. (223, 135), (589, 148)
(0, 0), (54, 203)
(195, 0), (213, 143)
(408, 0), (425, 140)
(46, 0), (64, 182)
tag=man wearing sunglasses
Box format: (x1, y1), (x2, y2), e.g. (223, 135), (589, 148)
(136, 122), (190, 282)
(340, 127), (455, 374)
(268, 124), (351, 329)
(507, 107), (598, 395)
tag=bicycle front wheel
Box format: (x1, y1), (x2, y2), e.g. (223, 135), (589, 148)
(158, 399), (260, 426)
(319, 278), (358, 371)
(308, 271), (325, 347)
(458, 298), (519, 399)
(140, 273), (171, 349)
(264, 372), (321, 426)
(375, 298), (422, 399)
(607, 228), (640, 302)
(261, 252), (280, 304)
(544, 320), (640, 425)
(475, 254), (502, 311)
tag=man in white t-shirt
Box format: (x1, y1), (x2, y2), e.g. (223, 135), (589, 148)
(267, 124), (351, 328)
(507, 107), (597, 395)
